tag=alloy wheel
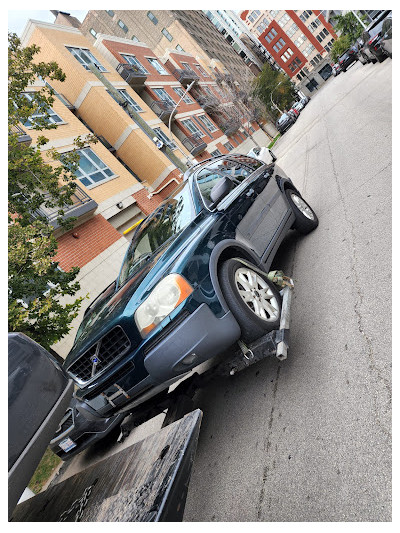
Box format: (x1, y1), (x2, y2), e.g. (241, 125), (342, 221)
(290, 193), (315, 220)
(234, 268), (280, 322)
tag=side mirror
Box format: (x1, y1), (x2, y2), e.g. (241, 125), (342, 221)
(210, 177), (234, 207)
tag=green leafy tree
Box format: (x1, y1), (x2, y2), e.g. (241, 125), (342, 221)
(252, 63), (296, 119)
(332, 11), (366, 43)
(8, 32), (92, 349)
(330, 34), (353, 63)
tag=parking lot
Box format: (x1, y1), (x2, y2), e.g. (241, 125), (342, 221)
(54, 58), (392, 522)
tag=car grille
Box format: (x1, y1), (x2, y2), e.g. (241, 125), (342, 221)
(67, 326), (131, 384)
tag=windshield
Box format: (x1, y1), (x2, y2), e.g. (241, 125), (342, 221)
(369, 20), (385, 38)
(117, 183), (195, 288)
(277, 114), (289, 123)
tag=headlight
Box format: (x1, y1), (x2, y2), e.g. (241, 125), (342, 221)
(134, 273), (193, 338)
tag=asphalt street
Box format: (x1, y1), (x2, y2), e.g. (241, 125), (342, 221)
(182, 58), (392, 522)
(55, 58), (392, 522)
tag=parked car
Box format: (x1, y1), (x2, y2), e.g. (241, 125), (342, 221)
(338, 47), (358, 71)
(332, 63), (341, 76)
(358, 12), (392, 63)
(292, 101), (304, 113)
(300, 96), (310, 105)
(381, 14), (392, 57)
(62, 155), (318, 425)
(287, 109), (298, 122)
(247, 146), (277, 165)
(8, 333), (73, 517)
(275, 112), (295, 133)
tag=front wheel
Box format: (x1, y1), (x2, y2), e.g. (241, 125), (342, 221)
(286, 189), (319, 234)
(219, 259), (282, 343)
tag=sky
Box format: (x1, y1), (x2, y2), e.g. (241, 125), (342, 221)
(8, 10), (88, 36)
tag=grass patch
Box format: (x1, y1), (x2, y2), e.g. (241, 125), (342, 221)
(28, 448), (62, 494)
(268, 134), (281, 149)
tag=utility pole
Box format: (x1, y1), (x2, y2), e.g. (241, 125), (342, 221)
(88, 63), (187, 173)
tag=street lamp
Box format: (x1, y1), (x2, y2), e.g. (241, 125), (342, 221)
(168, 80), (196, 167)
(270, 81), (284, 115)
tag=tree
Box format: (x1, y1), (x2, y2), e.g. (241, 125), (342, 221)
(332, 11), (366, 43)
(8, 32), (91, 349)
(252, 63), (297, 119)
(330, 34), (353, 63)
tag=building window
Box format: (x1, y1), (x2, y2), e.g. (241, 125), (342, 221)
(197, 114), (218, 133)
(108, 88), (143, 113)
(153, 127), (176, 149)
(66, 46), (107, 72)
(273, 38), (286, 53)
(303, 43), (316, 58)
(172, 86), (193, 104)
(181, 118), (205, 138)
(71, 148), (115, 189)
(211, 148), (222, 157)
(286, 22), (299, 37)
(278, 13), (290, 28)
(176, 44), (184, 52)
(147, 11), (158, 25)
(153, 88), (175, 106)
(106, 10), (114, 17)
(248, 10), (261, 23)
(281, 48), (293, 62)
(89, 28), (97, 38)
(256, 18), (269, 34)
(121, 54), (148, 73)
(265, 27), (278, 43)
(161, 28), (173, 41)
(131, 35), (139, 42)
(300, 10), (312, 22)
(118, 20), (129, 33)
(294, 34), (307, 47)
(223, 141), (234, 151)
(195, 64), (209, 77)
(21, 92), (64, 128)
(147, 57), (168, 74)
(269, 10), (279, 18)
(181, 61), (196, 74)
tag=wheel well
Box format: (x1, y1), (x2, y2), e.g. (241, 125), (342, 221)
(216, 246), (259, 275)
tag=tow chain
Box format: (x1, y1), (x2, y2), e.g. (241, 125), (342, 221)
(58, 482), (95, 522)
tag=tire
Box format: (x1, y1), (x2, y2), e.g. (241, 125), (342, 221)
(285, 189), (319, 234)
(342, 67), (347, 72)
(377, 54), (385, 63)
(219, 259), (282, 343)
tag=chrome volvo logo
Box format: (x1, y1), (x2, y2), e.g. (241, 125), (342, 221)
(90, 353), (100, 377)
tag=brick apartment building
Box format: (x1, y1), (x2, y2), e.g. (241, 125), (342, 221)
(240, 9), (337, 96)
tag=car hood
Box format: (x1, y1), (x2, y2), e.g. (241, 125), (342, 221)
(64, 213), (209, 368)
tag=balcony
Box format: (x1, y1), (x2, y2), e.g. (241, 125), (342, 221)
(35, 185), (98, 230)
(9, 124), (32, 147)
(55, 93), (75, 111)
(116, 63), (148, 89)
(196, 95), (221, 114)
(182, 135), (207, 156)
(172, 68), (200, 85)
(150, 100), (177, 123)
(220, 119), (241, 137)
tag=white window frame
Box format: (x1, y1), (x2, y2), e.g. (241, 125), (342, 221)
(108, 88), (143, 112)
(181, 118), (205, 138)
(152, 88), (176, 106)
(71, 147), (116, 189)
(153, 127), (177, 150)
(66, 46), (107, 72)
(147, 57), (169, 75)
(172, 86), (193, 104)
(195, 64), (209, 77)
(161, 28), (173, 41)
(121, 54), (149, 74)
(197, 114), (218, 133)
(21, 92), (65, 128)
(118, 20), (129, 34)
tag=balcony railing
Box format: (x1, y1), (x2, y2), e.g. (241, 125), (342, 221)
(9, 124), (32, 147)
(220, 119), (241, 137)
(35, 185), (98, 229)
(150, 100), (177, 123)
(172, 68), (200, 85)
(195, 95), (221, 113)
(116, 63), (148, 89)
(182, 135), (207, 156)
